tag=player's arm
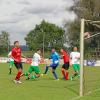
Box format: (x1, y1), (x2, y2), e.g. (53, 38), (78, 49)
(8, 54), (11, 58)
(8, 52), (11, 57)
(10, 54), (16, 61)
(11, 55), (16, 62)
(78, 53), (80, 59)
(39, 55), (43, 62)
(69, 58), (72, 67)
(69, 53), (72, 66)
(38, 55), (42, 65)
(70, 52), (72, 59)
(56, 53), (60, 60)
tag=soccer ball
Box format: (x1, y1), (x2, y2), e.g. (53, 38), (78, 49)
(41, 74), (44, 77)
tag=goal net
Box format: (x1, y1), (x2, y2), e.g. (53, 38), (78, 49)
(80, 19), (100, 96)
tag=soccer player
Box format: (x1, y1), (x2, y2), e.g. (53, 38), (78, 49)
(22, 49), (41, 80)
(60, 49), (70, 80)
(70, 47), (80, 81)
(8, 51), (14, 74)
(11, 41), (23, 84)
(43, 49), (60, 80)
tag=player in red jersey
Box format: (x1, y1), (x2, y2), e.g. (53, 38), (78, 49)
(11, 41), (23, 84)
(60, 48), (70, 80)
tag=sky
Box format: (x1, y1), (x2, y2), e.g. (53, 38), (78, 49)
(0, 0), (76, 45)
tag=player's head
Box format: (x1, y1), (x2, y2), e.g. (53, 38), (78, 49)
(60, 48), (64, 53)
(73, 47), (78, 52)
(52, 49), (55, 53)
(36, 49), (41, 55)
(14, 41), (20, 47)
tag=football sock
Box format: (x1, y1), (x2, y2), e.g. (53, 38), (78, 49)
(65, 72), (69, 80)
(52, 71), (58, 79)
(61, 69), (66, 79)
(30, 75), (37, 79)
(15, 71), (22, 80)
(9, 68), (12, 74)
(44, 66), (49, 74)
(24, 72), (29, 76)
(72, 73), (78, 78)
(76, 73), (80, 78)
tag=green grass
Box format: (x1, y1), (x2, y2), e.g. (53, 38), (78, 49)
(0, 63), (100, 100)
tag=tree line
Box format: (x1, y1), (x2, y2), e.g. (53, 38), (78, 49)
(0, 0), (100, 56)
(65, 0), (100, 49)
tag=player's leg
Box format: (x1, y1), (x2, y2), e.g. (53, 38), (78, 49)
(24, 65), (34, 80)
(9, 61), (13, 74)
(76, 64), (80, 78)
(61, 64), (66, 79)
(73, 64), (80, 78)
(30, 66), (40, 80)
(43, 65), (49, 74)
(14, 62), (23, 83)
(65, 70), (69, 80)
(70, 64), (79, 80)
(65, 62), (70, 80)
(61, 62), (69, 80)
(51, 64), (59, 80)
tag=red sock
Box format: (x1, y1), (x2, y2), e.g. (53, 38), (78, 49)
(65, 72), (69, 80)
(15, 71), (22, 81)
(62, 69), (66, 78)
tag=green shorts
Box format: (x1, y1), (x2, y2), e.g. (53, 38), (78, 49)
(9, 61), (14, 66)
(72, 64), (80, 71)
(28, 65), (40, 74)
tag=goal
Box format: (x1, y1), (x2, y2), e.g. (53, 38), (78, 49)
(80, 19), (100, 96)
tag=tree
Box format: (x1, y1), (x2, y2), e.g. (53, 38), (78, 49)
(65, 0), (100, 48)
(0, 31), (10, 54)
(25, 20), (65, 51)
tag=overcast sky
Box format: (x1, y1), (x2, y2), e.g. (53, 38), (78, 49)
(0, 0), (76, 45)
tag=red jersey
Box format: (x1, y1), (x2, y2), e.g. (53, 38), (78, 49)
(11, 47), (22, 63)
(61, 50), (69, 63)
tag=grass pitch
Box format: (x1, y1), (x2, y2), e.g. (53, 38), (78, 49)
(0, 63), (100, 100)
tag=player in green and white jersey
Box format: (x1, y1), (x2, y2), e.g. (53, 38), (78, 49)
(70, 47), (80, 80)
(8, 51), (14, 74)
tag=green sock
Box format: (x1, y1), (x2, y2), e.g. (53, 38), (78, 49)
(30, 75), (37, 79)
(24, 72), (29, 76)
(76, 74), (80, 78)
(72, 73), (77, 78)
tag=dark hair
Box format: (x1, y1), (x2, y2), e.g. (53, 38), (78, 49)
(14, 41), (19, 45)
(36, 48), (41, 51)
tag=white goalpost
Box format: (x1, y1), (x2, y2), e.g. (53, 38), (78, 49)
(80, 18), (85, 96)
(80, 18), (100, 96)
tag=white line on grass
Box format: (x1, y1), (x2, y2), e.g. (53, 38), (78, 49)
(69, 87), (100, 100)
(69, 96), (81, 100)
